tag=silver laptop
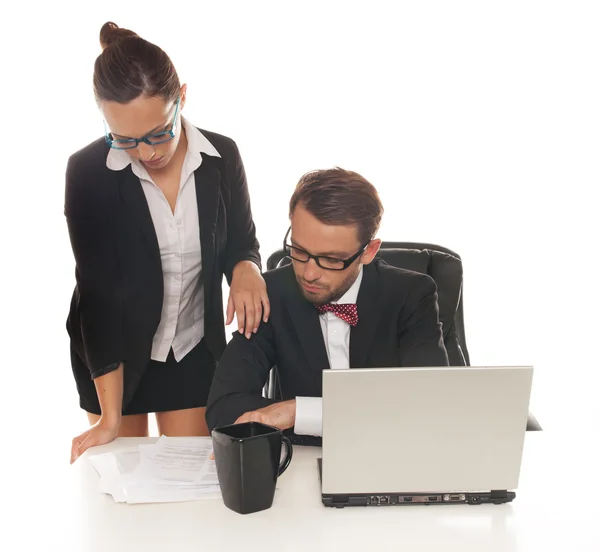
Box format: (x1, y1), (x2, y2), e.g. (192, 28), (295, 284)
(320, 366), (533, 507)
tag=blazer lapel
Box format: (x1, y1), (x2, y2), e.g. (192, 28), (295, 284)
(283, 271), (331, 385)
(194, 154), (222, 306)
(117, 154), (222, 301)
(118, 167), (161, 271)
(350, 263), (385, 368)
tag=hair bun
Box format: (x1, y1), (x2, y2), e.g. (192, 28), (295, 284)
(99, 22), (138, 51)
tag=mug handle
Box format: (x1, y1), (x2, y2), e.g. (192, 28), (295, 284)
(278, 435), (293, 476)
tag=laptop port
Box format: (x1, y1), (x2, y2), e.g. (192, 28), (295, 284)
(428, 496), (439, 502)
(379, 496), (390, 505)
(370, 496), (380, 505)
(444, 494), (466, 502)
(403, 496), (413, 502)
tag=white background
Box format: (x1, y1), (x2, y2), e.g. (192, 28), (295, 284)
(1, 1), (598, 546)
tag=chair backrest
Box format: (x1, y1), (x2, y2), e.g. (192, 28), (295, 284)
(266, 241), (470, 366)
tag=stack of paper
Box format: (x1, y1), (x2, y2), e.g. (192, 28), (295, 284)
(89, 436), (222, 504)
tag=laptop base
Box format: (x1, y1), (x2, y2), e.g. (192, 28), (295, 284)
(317, 458), (515, 508)
(322, 490), (516, 508)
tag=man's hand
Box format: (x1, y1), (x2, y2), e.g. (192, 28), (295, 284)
(235, 400), (296, 431)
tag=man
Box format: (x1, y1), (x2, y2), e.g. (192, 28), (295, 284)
(206, 168), (449, 443)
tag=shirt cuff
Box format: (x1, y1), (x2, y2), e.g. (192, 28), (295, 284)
(294, 397), (323, 437)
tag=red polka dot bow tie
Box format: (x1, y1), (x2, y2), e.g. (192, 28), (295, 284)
(315, 303), (359, 327)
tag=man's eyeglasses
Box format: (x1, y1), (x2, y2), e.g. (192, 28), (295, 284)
(283, 227), (369, 271)
(104, 97), (180, 150)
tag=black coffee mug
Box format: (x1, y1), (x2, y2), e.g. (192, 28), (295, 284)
(211, 422), (293, 514)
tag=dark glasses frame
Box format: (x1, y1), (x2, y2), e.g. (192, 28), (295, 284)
(283, 227), (370, 271)
(104, 97), (181, 150)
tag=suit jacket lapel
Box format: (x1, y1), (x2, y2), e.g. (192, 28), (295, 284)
(283, 270), (330, 386)
(350, 263), (384, 368)
(118, 167), (161, 271)
(118, 154), (222, 306)
(194, 154), (221, 304)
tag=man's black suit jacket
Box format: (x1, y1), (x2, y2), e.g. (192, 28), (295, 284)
(65, 128), (260, 409)
(206, 259), (449, 443)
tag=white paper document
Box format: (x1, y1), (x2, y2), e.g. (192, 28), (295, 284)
(89, 436), (221, 504)
(137, 437), (218, 483)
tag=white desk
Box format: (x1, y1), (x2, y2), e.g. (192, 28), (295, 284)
(58, 431), (599, 552)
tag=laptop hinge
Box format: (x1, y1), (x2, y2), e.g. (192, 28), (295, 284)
(488, 490), (512, 504)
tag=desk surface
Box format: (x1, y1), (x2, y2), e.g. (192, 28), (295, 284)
(56, 431), (600, 552)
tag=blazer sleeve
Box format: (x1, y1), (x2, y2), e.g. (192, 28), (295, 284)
(397, 275), (450, 367)
(205, 322), (277, 430)
(64, 155), (124, 379)
(222, 140), (261, 284)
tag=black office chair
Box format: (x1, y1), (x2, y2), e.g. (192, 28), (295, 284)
(265, 242), (542, 431)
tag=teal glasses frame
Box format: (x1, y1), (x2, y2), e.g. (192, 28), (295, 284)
(104, 97), (181, 150)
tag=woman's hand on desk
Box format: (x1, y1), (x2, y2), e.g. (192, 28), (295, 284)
(227, 261), (270, 339)
(70, 416), (121, 464)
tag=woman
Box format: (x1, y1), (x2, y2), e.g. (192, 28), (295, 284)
(66, 22), (269, 463)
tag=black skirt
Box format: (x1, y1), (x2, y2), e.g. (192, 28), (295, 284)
(72, 339), (216, 416)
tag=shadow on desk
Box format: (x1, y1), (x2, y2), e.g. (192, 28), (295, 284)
(527, 413), (542, 431)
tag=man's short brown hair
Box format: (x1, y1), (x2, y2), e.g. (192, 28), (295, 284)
(289, 167), (384, 244)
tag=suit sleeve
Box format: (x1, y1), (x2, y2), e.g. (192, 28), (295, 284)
(397, 275), (450, 367)
(206, 321), (277, 430)
(223, 140), (261, 284)
(64, 156), (124, 379)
